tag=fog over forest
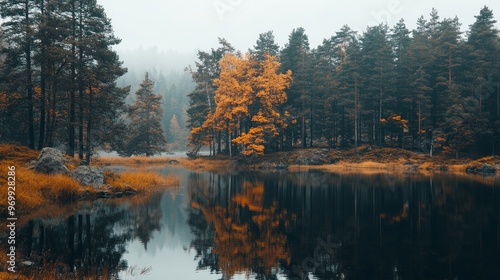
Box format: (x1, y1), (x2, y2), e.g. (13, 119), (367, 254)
(114, 48), (196, 150)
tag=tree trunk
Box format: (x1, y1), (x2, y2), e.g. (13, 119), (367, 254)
(309, 102), (313, 148)
(301, 114), (306, 148)
(379, 87), (383, 147)
(229, 132), (232, 158)
(354, 72), (359, 153)
(67, 0), (76, 156)
(418, 103), (421, 143)
(25, 0), (35, 149)
(225, 127), (229, 154)
(47, 70), (58, 147)
(217, 130), (221, 154)
(85, 85), (93, 163)
(38, 0), (46, 150)
(78, 0), (84, 160)
(496, 84), (499, 116)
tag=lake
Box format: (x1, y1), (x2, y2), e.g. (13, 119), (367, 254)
(16, 167), (500, 279)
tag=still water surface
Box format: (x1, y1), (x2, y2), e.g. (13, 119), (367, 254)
(18, 167), (500, 279)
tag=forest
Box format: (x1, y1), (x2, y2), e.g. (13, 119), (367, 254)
(0, 0), (128, 161)
(0, 2), (499, 160)
(187, 6), (500, 158)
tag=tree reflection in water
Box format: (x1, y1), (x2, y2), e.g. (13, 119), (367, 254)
(188, 171), (500, 280)
(10, 171), (499, 279)
(16, 192), (163, 279)
(188, 173), (290, 279)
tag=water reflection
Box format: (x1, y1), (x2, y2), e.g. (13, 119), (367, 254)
(189, 175), (290, 279)
(12, 170), (500, 280)
(16, 193), (163, 278)
(187, 172), (500, 280)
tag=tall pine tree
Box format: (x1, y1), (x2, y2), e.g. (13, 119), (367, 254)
(120, 73), (167, 156)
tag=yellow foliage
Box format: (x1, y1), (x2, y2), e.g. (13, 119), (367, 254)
(105, 171), (179, 192)
(207, 53), (292, 157)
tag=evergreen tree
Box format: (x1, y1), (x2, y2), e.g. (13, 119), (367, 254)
(331, 25), (360, 148)
(0, 0), (38, 148)
(120, 73), (167, 156)
(441, 82), (474, 158)
(360, 24), (396, 146)
(250, 31), (280, 62)
(464, 6), (499, 155)
(310, 39), (337, 147)
(391, 19), (413, 145)
(280, 27), (311, 148)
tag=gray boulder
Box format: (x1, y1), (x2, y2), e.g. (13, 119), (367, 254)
(34, 147), (68, 174)
(71, 166), (104, 188)
(466, 163), (497, 175)
(295, 149), (329, 165)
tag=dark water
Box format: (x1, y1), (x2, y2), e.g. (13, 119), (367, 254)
(15, 167), (500, 279)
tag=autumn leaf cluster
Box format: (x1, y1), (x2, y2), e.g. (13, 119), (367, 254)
(193, 53), (292, 156)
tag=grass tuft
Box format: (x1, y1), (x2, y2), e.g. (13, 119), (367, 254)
(0, 166), (82, 217)
(96, 155), (236, 173)
(105, 171), (179, 192)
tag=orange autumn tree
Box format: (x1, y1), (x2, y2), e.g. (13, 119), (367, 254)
(210, 53), (255, 156)
(207, 53), (292, 157)
(234, 54), (292, 156)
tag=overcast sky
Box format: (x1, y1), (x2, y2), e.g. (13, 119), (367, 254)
(98, 0), (499, 53)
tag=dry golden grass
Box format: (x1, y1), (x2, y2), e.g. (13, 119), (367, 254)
(0, 144), (39, 163)
(96, 155), (236, 173)
(95, 156), (173, 165)
(176, 157), (235, 173)
(0, 272), (29, 280)
(105, 170), (179, 192)
(0, 166), (83, 218)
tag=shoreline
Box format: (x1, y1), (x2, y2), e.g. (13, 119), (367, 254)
(0, 144), (180, 221)
(95, 147), (500, 176)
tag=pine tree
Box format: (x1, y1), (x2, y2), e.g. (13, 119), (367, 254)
(360, 23), (396, 146)
(391, 19), (413, 145)
(250, 31), (280, 62)
(441, 82), (474, 158)
(0, 0), (38, 149)
(310, 39), (337, 147)
(280, 27), (311, 148)
(464, 6), (499, 155)
(331, 25), (360, 148)
(121, 73), (167, 156)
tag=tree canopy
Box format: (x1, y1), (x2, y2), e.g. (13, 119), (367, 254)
(187, 6), (500, 158)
